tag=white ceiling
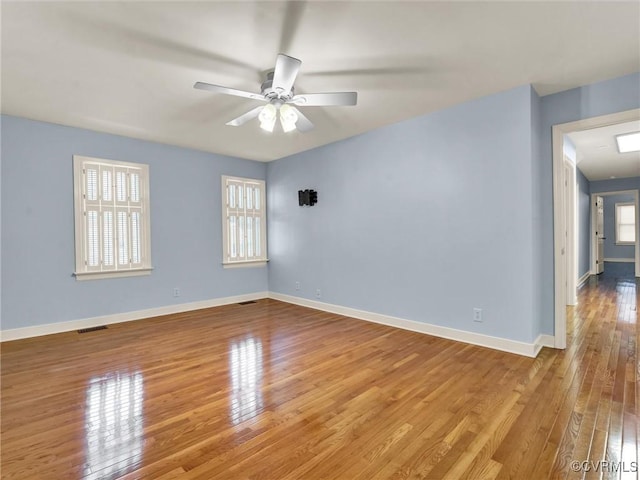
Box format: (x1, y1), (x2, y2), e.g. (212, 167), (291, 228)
(2, 1), (640, 162)
(569, 120), (640, 181)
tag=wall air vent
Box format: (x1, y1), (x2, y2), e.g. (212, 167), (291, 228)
(77, 325), (108, 334)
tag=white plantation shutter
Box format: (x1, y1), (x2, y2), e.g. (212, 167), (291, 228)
(255, 217), (261, 257)
(74, 156), (152, 279)
(131, 210), (142, 265)
(84, 163), (101, 272)
(102, 168), (113, 202)
(115, 168), (128, 205)
(103, 209), (114, 267)
(86, 210), (100, 269)
(86, 167), (99, 201)
(130, 172), (140, 203)
(616, 203), (636, 244)
(117, 210), (129, 265)
(222, 176), (267, 264)
(128, 170), (143, 268)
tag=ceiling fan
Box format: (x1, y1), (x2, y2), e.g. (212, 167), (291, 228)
(194, 54), (358, 133)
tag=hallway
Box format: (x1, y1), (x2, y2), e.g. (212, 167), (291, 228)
(548, 270), (638, 478)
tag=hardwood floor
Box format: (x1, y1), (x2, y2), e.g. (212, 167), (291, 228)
(1, 274), (637, 479)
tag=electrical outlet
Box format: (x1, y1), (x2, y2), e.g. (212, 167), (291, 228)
(473, 308), (482, 322)
(316, 289), (321, 298)
(173, 288), (180, 297)
(295, 281), (300, 291)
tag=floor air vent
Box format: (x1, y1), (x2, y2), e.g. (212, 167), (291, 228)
(77, 326), (108, 334)
(238, 300), (257, 305)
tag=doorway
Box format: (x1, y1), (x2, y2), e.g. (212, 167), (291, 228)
(590, 191), (638, 277)
(595, 195), (604, 275)
(552, 108), (640, 350)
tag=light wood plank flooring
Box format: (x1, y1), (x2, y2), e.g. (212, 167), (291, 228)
(1, 273), (637, 479)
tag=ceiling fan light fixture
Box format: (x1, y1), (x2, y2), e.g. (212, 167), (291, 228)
(280, 116), (297, 133)
(279, 104), (298, 133)
(260, 116), (276, 132)
(259, 104), (277, 132)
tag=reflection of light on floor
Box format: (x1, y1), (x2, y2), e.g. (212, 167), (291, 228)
(229, 337), (264, 425)
(615, 279), (637, 322)
(84, 371), (144, 479)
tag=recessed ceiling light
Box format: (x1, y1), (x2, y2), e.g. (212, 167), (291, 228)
(616, 131), (640, 153)
(610, 176), (616, 179)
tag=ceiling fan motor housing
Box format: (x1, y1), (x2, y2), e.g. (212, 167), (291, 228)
(261, 71), (294, 101)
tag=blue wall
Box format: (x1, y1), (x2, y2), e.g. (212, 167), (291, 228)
(530, 87), (543, 341)
(538, 72), (640, 335)
(1, 116), (268, 330)
(576, 169), (591, 278)
(268, 72), (640, 343)
(0, 116), (3, 327)
(268, 85), (537, 343)
(590, 176), (640, 194)
(603, 194), (635, 259)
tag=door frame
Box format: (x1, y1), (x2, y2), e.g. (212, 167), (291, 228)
(564, 157), (578, 306)
(552, 108), (640, 350)
(590, 190), (639, 274)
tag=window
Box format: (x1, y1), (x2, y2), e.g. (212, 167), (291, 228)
(222, 176), (267, 266)
(73, 155), (152, 280)
(615, 202), (636, 245)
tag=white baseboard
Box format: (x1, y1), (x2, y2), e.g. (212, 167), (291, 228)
(0, 291), (269, 342)
(268, 292), (544, 358)
(1, 290), (555, 358)
(604, 258), (635, 263)
(577, 271), (591, 288)
(533, 334), (556, 356)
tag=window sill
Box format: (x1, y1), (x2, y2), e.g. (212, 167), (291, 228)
(74, 268), (153, 281)
(615, 241), (636, 246)
(222, 260), (269, 269)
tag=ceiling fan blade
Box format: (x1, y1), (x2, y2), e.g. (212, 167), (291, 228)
(290, 106), (314, 133)
(291, 92), (357, 107)
(225, 106), (264, 127)
(272, 54), (301, 95)
(305, 66), (432, 77)
(194, 82), (265, 101)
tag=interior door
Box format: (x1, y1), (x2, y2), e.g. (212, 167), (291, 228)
(596, 195), (605, 274)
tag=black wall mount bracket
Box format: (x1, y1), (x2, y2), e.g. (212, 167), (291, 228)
(298, 189), (318, 206)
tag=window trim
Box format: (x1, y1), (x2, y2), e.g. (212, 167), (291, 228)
(615, 202), (636, 245)
(221, 175), (267, 266)
(73, 155), (153, 280)
(222, 259), (268, 269)
(74, 269), (153, 281)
